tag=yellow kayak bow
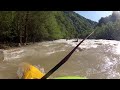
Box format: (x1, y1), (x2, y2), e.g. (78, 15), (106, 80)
(17, 63), (45, 79)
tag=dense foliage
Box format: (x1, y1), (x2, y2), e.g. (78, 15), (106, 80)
(0, 11), (96, 46)
(1, 11), (120, 48)
(91, 11), (120, 40)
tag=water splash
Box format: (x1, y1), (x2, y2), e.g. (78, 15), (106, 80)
(1, 39), (120, 79)
(101, 56), (120, 79)
(3, 49), (24, 61)
(17, 62), (45, 79)
(114, 42), (120, 55)
(46, 49), (65, 55)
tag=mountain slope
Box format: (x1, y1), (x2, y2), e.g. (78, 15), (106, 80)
(0, 11), (97, 46)
(92, 11), (120, 40)
(97, 11), (120, 26)
(64, 11), (97, 33)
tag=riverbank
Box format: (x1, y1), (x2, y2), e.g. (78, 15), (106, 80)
(0, 39), (119, 50)
(0, 43), (35, 50)
(0, 39), (67, 50)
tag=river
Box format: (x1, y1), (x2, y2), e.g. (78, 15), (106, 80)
(0, 39), (120, 79)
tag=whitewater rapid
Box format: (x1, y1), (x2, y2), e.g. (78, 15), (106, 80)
(0, 39), (120, 79)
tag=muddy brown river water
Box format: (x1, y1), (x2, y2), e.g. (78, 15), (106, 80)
(0, 39), (120, 79)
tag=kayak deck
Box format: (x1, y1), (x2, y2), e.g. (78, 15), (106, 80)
(54, 76), (87, 79)
(17, 62), (45, 79)
(17, 63), (87, 79)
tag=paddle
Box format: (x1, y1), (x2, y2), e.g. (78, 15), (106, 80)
(41, 30), (95, 79)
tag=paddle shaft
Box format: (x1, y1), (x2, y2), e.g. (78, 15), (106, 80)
(41, 30), (95, 79)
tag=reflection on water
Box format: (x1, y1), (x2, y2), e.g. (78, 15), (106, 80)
(0, 39), (120, 79)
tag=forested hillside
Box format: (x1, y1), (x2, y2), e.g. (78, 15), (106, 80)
(0, 11), (96, 47)
(91, 11), (120, 40)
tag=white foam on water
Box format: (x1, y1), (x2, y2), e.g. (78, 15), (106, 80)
(46, 49), (65, 55)
(65, 40), (98, 50)
(107, 70), (120, 79)
(46, 51), (55, 55)
(3, 49), (24, 61)
(101, 56), (120, 79)
(65, 39), (99, 49)
(27, 39), (120, 59)
(57, 39), (120, 55)
(42, 43), (56, 47)
(114, 42), (120, 55)
(42, 44), (51, 47)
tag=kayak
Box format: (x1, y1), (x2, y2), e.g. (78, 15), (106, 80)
(17, 62), (87, 79)
(17, 62), (45, 79)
